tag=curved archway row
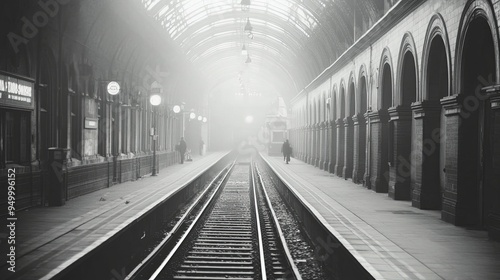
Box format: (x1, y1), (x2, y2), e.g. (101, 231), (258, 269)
(287, 0), (500, 239)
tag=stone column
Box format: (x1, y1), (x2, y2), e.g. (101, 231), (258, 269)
(300, 126), (306, 161)
(343, 116), (354, 179)
(319, 121), (325, 168)
(387, 106), (412, 200)
(368, 109), (390, 193)
(335, 118), (344, 176)
(363, 111), (371, 189)
(352, 113), (366, 184)
(312, 123), (318, 166)
(411, 100), (442, 209)
(329, 120), (336, 173)
(441, 94), (470, 225)
(307, 124), (313, 164)
(315, 123), (321, 167)
(322, 121), (329, 171)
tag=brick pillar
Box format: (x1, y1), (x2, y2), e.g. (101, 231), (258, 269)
(411, 101), (442, 209)
(315, 123), (321, 167)
(369, 109), (390, 193)
(322, 121), (329, 171)
(297, 126), (304, 161)
(352, 113), (366, 184)
(441, 94), (473, 225)
(387, 106), (412, 200)
(319, 121), (326, 169)
(307, 125), (313, 164)
(312, 124), (317, 165)
(343, 116), (354, 178)
(318, 122), (325, 166)
(335, 118), (345, 175)
(363, 112), (371, 188)
(329, 120), (336, 173)
(486, 90), (500, 240)
(300, 125), (308, 162)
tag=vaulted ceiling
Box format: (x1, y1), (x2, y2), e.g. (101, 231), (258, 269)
(139, 0), (387, 100)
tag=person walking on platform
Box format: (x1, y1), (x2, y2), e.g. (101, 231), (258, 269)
(281, 139), (292, 164)
(177, 137), (187, 164)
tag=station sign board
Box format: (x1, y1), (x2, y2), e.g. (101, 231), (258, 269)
(0, 72), (34, 110)
(84, 117), (98, 129)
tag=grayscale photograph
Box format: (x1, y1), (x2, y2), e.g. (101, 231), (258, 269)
(1, 0), (500, 279)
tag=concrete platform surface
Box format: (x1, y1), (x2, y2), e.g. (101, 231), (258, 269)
(261, 154), (500, 280)
(0, 152), (228, 280)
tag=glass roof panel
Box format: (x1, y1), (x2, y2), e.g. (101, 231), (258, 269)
(139, 0), (337, 96)
(142, 0), (319, 40)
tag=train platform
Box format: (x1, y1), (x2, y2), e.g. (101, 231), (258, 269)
(1, 152), (228, 280)
(261, 154), (500, 280)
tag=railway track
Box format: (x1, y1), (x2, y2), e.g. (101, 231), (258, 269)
(126, 158), (301, 280)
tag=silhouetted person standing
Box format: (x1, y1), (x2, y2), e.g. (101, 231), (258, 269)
(281, 139), (292, 164)
(200, 139), (204, 155)
(178, 137), (187, 164)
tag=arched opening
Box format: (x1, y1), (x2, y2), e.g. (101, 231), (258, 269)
(344, 80), (355, 178)
(353, 75), (367, 183)
(308, 102), (314, 164)
(382, 64), (392, 109)
(371, 63), (392, 192)
(329, 91), (337, 173)
(419, 35), (448, 209)
(315, 99), (321, 167)
(322, 94), (329, 170)
(459, 17), (496, 226)
(335, 85), (346, 175)
(401, 52), (417, 106)
(389, 51), (417, 199)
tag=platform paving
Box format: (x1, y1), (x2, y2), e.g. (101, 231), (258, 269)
(0, 152), (228, 280)
(261, 154), (500, 280)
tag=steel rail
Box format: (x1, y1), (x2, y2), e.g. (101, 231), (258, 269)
(125, 160), (235, 280)
(255, 163), (303, 279)
(251, 160), (268, 280)
(148, 160), (235, 279)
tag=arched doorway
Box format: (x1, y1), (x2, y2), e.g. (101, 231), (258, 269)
(370, 61), (392, 192)
(329, 89), (337, 173)
(322, 93), (329, 171)
(389, 48), (417, 200)
(343, 79), (355, 178)
(451, 15), (497, 226)
(335, 84), (346, 176)
(353, 73), (367, 183)
(315, 99), (321, 167)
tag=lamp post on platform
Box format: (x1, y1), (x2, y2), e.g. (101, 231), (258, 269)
(150, 94), (161, 176)
(107, 81), (120, 182)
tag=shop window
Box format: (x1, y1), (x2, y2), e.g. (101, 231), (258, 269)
(1, 110), (30, 168)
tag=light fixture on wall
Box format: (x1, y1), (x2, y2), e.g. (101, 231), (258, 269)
(241, 44), (248, 55)
(245, 54), (252, 63)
